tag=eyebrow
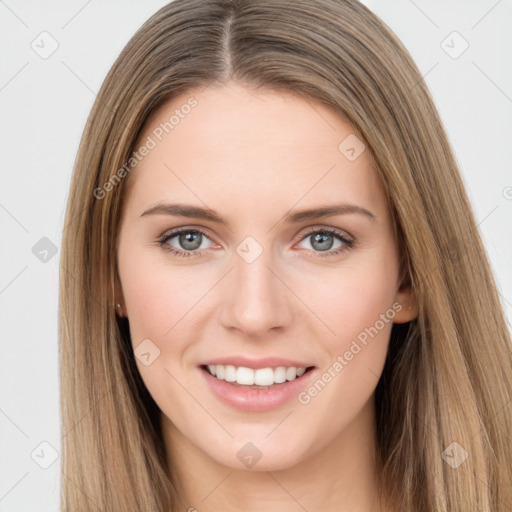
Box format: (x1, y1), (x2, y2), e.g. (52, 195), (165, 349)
(140, 202), (376, 225)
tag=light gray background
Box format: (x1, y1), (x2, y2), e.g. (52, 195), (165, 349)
(1, 1), (511, 510)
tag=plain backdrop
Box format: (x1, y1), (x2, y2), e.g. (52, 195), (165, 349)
(1, 1), (511, 510)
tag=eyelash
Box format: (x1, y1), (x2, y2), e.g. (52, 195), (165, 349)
(157, 227), (354, 259)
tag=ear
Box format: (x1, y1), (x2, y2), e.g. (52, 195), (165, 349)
(392, 281), (418, 324)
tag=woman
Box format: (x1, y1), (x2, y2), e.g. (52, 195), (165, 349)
(59, 0), (512, 510)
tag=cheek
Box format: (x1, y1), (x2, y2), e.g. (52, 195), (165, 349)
(327, 275), (395, 346)
(117, 247), (199, 417)
(303, 255), (398, 348)
(294, 248), (399, 423)
(118, 233), (199, 339)
(117, 244), (219, 394)
(120, 264), (173, 345)
(300, 250), (401, 394)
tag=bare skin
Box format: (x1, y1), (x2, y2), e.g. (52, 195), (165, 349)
(115, 82), (417, 511)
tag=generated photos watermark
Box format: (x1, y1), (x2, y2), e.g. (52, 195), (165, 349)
(93, 96), (198, 200)
(297, 302), (403, 405)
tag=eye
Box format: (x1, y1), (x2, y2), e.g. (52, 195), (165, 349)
(157, 228), (213, 258)
(296, 227), (354, 258)
(157, 226), (354, 258)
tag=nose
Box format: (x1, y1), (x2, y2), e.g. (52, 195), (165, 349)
(218, 246), (294, 337)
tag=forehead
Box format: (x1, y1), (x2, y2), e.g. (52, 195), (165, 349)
(123, 82), (388, 222)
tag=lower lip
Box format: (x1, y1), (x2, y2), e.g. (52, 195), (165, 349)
(199, 366), (317, 412)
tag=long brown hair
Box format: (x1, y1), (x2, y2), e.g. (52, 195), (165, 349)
(59, 0), (512, 510)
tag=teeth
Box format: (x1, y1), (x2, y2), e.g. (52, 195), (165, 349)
(224, 365), (236, 382)
(206, 364), (308, 386)
(237, 366), (255, 385)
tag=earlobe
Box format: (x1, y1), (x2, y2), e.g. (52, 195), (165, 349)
(113, 277), (126, 318)
(393, 283), (418, 324)
(115, 303), (124, 317)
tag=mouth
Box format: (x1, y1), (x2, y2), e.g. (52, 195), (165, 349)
(199, 364), (316, 390)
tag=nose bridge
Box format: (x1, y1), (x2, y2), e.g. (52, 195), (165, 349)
(219, 236), (291, 336)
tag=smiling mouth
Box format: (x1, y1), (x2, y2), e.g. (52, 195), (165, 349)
(200, 364), (315, 389)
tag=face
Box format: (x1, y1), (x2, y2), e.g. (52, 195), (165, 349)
(116, 82), (416, 472)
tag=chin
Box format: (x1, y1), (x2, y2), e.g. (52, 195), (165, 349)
(205, 439), (307, 472)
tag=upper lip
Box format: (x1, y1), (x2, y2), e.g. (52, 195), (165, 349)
(199, 356), (315, 370)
